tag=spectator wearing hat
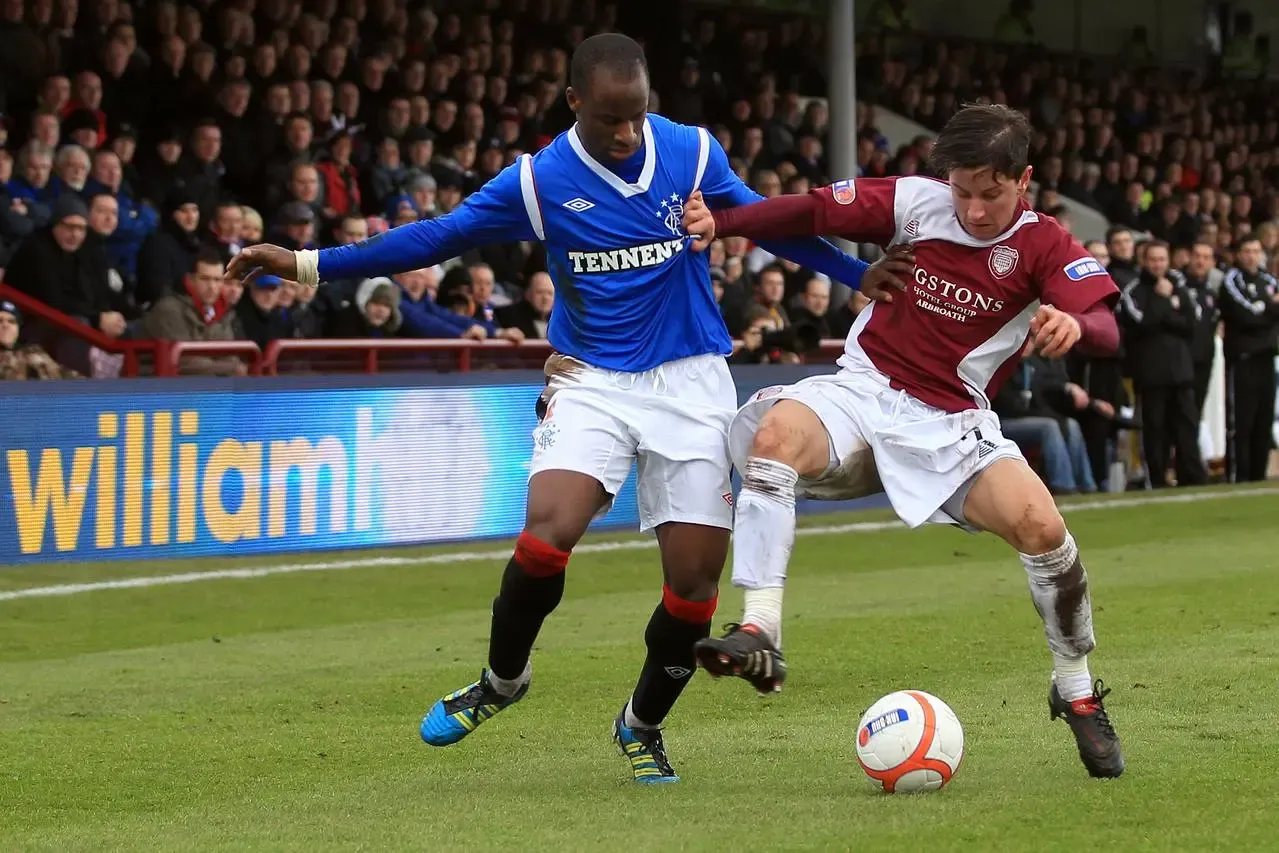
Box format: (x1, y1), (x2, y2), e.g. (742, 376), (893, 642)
(62, 108), (103, 152)
(332, 276), (403, 338)
(0, 301), (77, 380)
(5, 194), (126, 340)
(273, 201), (318, 251)
(109, 124), (144, 198)
(136, 186), (203, 308)
(235, 273), (295, 348)
(142, 247), (246, 376)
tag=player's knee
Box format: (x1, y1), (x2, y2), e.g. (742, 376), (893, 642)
(1009, 501), (1068, 556)
(660, 580), (719, 624)
(750, 415), (804, 465)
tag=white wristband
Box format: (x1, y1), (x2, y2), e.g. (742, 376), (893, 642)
(294, 249), (320, 288)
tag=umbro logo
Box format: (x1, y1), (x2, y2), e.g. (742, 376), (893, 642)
(664, 666), (693, 679)
(563, 197), (595, 212)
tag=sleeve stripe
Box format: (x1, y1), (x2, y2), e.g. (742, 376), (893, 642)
(1224, 269), (1265, 315)
(693, 127), (711, 193)
(1119, 280), (1143, 322)
(518, 153), (546, 241)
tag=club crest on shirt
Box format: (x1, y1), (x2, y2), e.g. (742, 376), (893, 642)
(988, 244), (1019, 280)
(831, 179), (856, 205)
(657, 192), (685, 237)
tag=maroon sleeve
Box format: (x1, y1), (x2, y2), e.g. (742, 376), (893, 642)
(1035, 222), (1120, 315)
(1072, 302), (1120, 357)
(711, 177), (899, 245)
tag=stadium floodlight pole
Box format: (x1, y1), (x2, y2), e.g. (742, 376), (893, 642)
(827, 0), (858, 258)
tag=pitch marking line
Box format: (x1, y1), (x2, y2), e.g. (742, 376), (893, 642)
(1, 487), (1276, 602)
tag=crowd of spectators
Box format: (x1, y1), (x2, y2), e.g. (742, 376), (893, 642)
(0, 0), (1276, 483)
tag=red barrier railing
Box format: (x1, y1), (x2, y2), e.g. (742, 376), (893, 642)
(0, 283), (160, 376)
(161, 341), (265, 375)
(262, 338), (847, 374)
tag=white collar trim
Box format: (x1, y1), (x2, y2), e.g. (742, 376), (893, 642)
(567, 118), (655, 198)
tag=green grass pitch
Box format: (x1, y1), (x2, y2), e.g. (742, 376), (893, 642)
(2, 487), (1278, 851)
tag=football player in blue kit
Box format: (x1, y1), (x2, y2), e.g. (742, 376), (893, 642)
(227, 33), (911, 783)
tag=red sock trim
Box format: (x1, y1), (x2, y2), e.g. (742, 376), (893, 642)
(662, 584), (718, 624)
(513, 531), (570, 577)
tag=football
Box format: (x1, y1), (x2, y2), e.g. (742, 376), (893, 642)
(855, 690), (965, 793)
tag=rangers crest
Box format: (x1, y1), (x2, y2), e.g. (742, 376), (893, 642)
(657, 192), (685, 237)
(988, 245), (1019, 280)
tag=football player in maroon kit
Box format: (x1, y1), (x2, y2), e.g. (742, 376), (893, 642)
(683, 104), (1124, 779)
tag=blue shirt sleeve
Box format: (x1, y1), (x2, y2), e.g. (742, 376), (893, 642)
(318, 160), (539, 281)
(697, 136), (869, 289)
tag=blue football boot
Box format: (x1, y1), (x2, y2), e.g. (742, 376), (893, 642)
(420, 670), (528, 746)
(612, 707), (680, 783)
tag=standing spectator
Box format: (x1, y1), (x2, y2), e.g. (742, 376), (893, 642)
(137, 187), (202, 307)
(1119, 241), (1207, 487)
(495, 271), (554, 340)
(1221, 237), (1279, 482)
(1181, 241), (1223, 416)
(142, 247), (245, 376)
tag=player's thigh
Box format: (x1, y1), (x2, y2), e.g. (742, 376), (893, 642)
(751, 399), (836, 478)
(960, 457), (1068, 555)
(527, 390), (635, 548)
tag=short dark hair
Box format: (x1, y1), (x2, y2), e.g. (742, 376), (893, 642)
(1237, 236), (1262, 251)
(758, 263), (785, 282)
(1105, 225), (1132, 244)
(569, 33), (647, 94)
(192, 245), (225, 272)
(928, 104), (1030, 180)
(1144, 239), (1171, 255)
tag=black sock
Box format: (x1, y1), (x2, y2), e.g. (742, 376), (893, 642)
(628, 602), (712, 726)
(487, 556), (565, 681)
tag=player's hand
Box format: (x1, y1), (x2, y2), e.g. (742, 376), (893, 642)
(1028, 304), (1081, 359)
(226, 243), (299, 283)
(683, 190), (715, 251)
(861, 244), (915, 303)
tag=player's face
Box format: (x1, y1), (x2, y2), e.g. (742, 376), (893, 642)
(948, 166), (1030, 241)
(567, 69), (649, 162)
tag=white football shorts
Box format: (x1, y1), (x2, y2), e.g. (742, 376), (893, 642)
(530, 353), (737, 532)
(729, 365), (1024, 530)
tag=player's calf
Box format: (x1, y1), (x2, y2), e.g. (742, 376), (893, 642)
(961, 458), (1123, 778)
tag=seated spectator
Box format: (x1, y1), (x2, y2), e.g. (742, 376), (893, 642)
(1, 181), (37, 273)
(235, 275), (296, 348)
(0, 300), (78, 380)
(8, 142), (55, 207)
(752, 263), (791, 329)
(316, 127), (361, 220)
(496, 271), (555, 340)
(240, 206), (264, 243)
(141, 247), (245, 376)
(731, 304), (803, 365)
(994, 355), (1098, 495)
(396, 266), (487, 340)
(50, 144), (91, 198)
(85, 148), (158, 288)
(281, 279), (324, 338)
(84, 192), (139, 320)
(137, 187), (202, 308)
(5, 195), (126, 341)
(331, 277), (403, 338)
(202, 200), (245, 265)
(790, 275), (832, 339)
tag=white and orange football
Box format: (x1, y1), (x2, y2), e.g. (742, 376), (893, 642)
(855, 690), (964, 793)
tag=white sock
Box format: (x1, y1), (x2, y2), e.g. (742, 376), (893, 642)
(485, 661), (531, 697)
(732, 455), (798, 595)
(623, 698), (654, 729)
(1052, 655), (1093, 703)
(743, 587), (785, 649)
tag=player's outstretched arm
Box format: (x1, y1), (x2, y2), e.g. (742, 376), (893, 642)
(227, 161), (539, 286)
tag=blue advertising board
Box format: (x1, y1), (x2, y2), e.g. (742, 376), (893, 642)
(1, 367), (866, 565)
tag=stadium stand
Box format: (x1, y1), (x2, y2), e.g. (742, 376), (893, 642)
(0, 0), (1275, 485)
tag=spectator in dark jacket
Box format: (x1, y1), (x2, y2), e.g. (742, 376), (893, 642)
(789, 276), (832, 339)
(5, 195), (125, 338)
(136, 186), (202, 308)
(495, 271), (555, 340)
(1118, 240), (1207, 488)
(994, 355), (1099, 494)
(235, 274), (296, 348)
(331, 278), (402, 338)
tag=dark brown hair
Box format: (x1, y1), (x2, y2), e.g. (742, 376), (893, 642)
(928, 104), (1031, 180)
